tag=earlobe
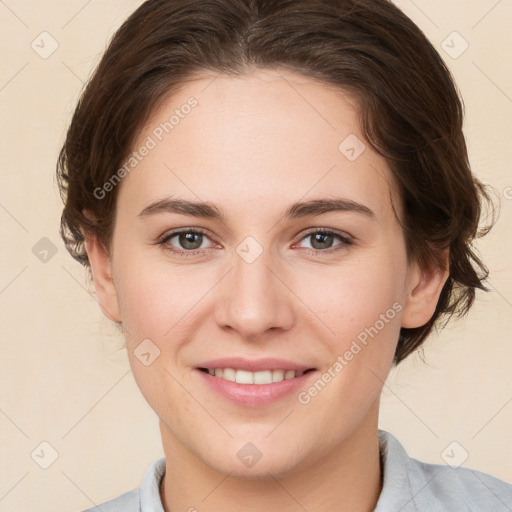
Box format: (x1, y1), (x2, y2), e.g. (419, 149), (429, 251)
(82, 213), (121, 324)
(401, 253), (449, 329)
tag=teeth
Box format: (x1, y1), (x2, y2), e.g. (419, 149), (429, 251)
(222, 368), (236, 381)
(272, 369), (284, 382)
(204, 368), (307, 384)
(236, 370), (255, 384)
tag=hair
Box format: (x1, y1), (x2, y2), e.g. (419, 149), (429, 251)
(56, 0), (495, 364)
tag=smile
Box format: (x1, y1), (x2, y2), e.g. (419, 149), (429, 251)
(198, 367), (315, 384)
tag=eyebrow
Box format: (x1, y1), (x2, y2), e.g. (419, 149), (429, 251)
(138, 197), (376, 222)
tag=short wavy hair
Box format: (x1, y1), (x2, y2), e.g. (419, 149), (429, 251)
(56, 0), (495, 364)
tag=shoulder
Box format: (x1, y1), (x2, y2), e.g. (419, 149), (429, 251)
(377, 430), (512, 511)
(80, 488), (139, 512)
(78, 456), (166, 512)
(408, 454), (512, 510)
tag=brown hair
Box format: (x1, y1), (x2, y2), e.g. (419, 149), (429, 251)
(56, 0), (495, 364)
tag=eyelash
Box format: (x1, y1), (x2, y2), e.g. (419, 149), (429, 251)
(156, 227), (354, 257)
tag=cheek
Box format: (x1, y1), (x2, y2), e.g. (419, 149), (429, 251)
(297, 252), (407, 397)
(113, 247), (204, 338)
(302, 258), (405, 335)
(113, 225), (408, 354)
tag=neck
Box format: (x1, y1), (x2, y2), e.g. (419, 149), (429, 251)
(159, 411), (382, 512)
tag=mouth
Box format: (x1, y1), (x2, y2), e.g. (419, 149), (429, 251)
(197, 367), (317, 385)
(195, 361), (319, 407)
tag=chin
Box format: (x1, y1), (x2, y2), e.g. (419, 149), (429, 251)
(198, 440), (308, 480)
(212, 457), (302, 481)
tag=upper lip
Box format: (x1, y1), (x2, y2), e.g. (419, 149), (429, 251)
(196, 357), (315, 372)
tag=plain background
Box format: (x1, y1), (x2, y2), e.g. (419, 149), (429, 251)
(0, 1), (511, 510)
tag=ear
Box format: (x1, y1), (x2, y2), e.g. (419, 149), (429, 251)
(401, 250), (449, 329)
(82, 210), (121, 323)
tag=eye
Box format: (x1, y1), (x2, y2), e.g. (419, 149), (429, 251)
(295, 229), (354, 253)
(158, 228), (214, 256)
(156, 227), (354, 258)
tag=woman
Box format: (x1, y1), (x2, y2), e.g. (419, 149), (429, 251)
(57, 0), (512, 510)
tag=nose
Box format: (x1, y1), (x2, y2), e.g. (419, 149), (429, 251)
(214, 244), (295, 340)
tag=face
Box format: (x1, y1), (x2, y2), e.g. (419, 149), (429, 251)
(87, 68), (445, 479)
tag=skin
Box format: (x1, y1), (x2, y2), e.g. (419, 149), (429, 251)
(84, 68), (448, 512)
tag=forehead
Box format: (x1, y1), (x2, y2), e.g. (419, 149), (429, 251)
(119, 68), (398, 222)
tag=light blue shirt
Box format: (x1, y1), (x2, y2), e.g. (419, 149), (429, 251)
(81, 430), (512, 511)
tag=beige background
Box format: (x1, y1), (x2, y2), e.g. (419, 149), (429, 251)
(0, 1), (511, 510)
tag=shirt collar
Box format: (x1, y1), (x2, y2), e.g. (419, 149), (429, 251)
(139, 455), (166, 512)
(374, 429), (417, 511)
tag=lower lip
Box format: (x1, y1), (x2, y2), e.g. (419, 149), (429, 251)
(195, 369), (317, 408)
